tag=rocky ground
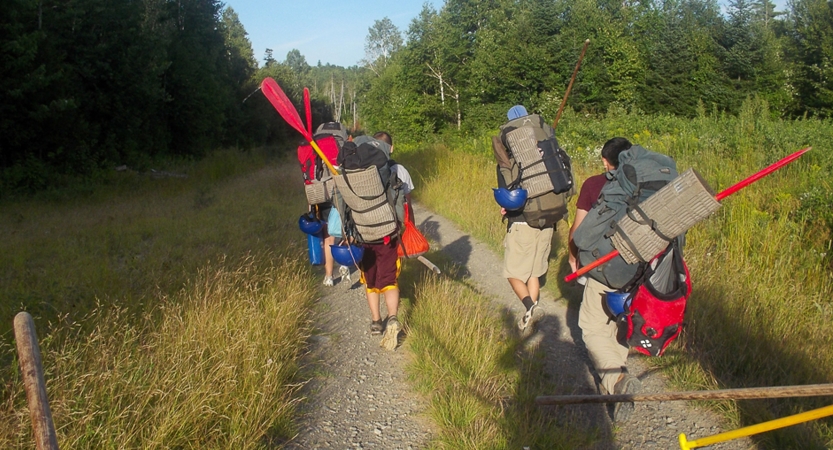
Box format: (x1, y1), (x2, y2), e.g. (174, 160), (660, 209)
(284, 203), (755, 449)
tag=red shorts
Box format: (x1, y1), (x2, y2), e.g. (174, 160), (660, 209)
(359, 238), (401, 293)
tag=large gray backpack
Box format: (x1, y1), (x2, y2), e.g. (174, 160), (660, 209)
(573, 145), (679, 288)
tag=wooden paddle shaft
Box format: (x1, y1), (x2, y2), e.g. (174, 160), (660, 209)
(536, 383), (833, 405)
(14, 312), (59, 450)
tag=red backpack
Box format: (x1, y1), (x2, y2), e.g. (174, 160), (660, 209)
(297, 135), (340, 184)
(616, 239), (691, 357)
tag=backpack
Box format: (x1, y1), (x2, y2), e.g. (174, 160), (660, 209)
(332, 136), (406, 244)
(572, 145), (679, 289)
(614, 238), (691, 356)
(493, 114), (575, 229)
(499, 114), (574, 196)
(296, 122), (345, 205)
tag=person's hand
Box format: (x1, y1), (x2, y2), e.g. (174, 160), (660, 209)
(500, 207), (507, 216)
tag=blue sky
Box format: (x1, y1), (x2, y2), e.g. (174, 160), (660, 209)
(225, 0), (791, 69)
(224, 0), (444, 68)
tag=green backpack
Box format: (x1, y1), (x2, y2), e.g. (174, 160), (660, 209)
(573, 145), (680, 289)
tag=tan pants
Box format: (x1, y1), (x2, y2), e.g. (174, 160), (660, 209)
(579, 277), (629, 395)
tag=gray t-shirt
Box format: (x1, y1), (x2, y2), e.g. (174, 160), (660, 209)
(391, 164), (414, 195)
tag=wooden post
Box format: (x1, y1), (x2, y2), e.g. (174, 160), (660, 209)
(536, 383), (833, 406)
(14, 312), (59, 450)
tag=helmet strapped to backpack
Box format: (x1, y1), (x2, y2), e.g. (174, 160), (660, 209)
(493, 187), (528, 211)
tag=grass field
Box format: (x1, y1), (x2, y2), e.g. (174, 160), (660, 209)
(396, 98), (833, 448)
(0, 148), (318, 448)
(2, 99), (832, 448)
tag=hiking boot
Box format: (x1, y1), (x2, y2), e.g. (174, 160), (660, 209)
(380, 315), (401, 351)
(613, 373), (642, 422)
(517, 302), (538, 331)
(370, 319), (384, 336)
(323, 275), (334, 287)
(339, 265), (351, 283)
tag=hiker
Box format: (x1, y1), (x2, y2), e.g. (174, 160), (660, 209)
(492, 105), (574, 332)
(356, 131), (414, 350)
(570, 137), (641, 422)
(306, 122), (352, 287)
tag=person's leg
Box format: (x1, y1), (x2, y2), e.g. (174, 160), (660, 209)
(579, 278), (630, 395)
(359, 244), (384, 335)
(366, 291), (382, 321)
(375, 240), (402, 350)
(323, 235), (335, 284)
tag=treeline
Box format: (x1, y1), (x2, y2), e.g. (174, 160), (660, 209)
(0, 0), (307, 193)
(357, 0), (833, 136)
(3, 0), (832, 192)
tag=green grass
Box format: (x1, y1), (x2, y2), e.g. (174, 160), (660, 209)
(400, 268), (597, 449)
(0, 148), (316, 448)
(397, 97), (833, 448)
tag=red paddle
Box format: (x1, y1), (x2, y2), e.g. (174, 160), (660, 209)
(261, 78), (338, 176)
(564, 147), (812, 283)
(303, 87), (312, 136)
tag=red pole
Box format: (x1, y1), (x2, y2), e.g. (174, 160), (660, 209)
(564, 147), (812, 283)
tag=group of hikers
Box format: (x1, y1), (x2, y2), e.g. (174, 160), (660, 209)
(298, 104), (691, 422)
(298, 124), (414, 352)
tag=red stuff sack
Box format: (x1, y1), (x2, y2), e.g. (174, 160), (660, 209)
(618, 239), (691, 356)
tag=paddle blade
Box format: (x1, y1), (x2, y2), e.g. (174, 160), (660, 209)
(261, 77), (308, 139)
(303, 87), (312, 136)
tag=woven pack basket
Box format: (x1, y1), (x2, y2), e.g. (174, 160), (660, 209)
(304, 178), (335, 205)
(333, 167), (396, 242)
(505, 127), (554, 198)
(612, 168), (722, 264)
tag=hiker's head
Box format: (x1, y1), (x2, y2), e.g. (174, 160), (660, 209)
(507, 105), (528, 120)
(601, 137), (631, 171)
(373, 131), (393, 153)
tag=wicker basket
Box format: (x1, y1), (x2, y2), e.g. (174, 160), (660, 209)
(333, 167), (396, 242)
(304, 178), (335, 205)
(612, 168), (722, 263)
(505, 127), (554, 198)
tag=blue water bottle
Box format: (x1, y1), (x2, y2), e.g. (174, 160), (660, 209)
(307, 233), (324, 265)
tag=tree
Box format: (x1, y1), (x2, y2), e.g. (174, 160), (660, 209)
(286, 49), (310, 75)
(363, 17), (403, 75)
(782, 0), (833, 117)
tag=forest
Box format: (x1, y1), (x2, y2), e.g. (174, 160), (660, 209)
(1, 0), (832, 194)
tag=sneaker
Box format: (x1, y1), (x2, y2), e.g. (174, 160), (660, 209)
(380, 315), (401, 351)
(370, 319), (384, 335)
(517, 302), (538, 331)
(613, 373), (642, 422)
(323, 276), (334, 287)
(339, 265), (351, 283)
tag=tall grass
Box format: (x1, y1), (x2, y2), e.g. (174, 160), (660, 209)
(405, 273), (595, 449)
(398, 98), (833, 448)
(0, 148), (317, 447)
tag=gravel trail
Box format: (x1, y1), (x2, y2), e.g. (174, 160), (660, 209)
(285, 202), (755, 449)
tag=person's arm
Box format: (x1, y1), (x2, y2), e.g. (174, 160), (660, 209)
(568, 208), (589, 272)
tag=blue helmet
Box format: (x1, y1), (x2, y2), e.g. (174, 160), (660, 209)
(493, 187), (528, 211)
(604, 291), (632, 318)
(330, 244), (364, 266)
(298, 213), (324, 235)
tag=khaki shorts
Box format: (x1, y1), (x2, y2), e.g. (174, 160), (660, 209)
(502, 222), (553, 282)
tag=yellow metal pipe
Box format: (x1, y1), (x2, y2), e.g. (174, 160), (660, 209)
(679, 404), (833, 449)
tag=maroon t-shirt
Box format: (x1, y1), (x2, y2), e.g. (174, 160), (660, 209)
(576, 173), (609, 212)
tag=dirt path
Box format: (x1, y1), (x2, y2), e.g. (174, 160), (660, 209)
(286, 202), (755, 449)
